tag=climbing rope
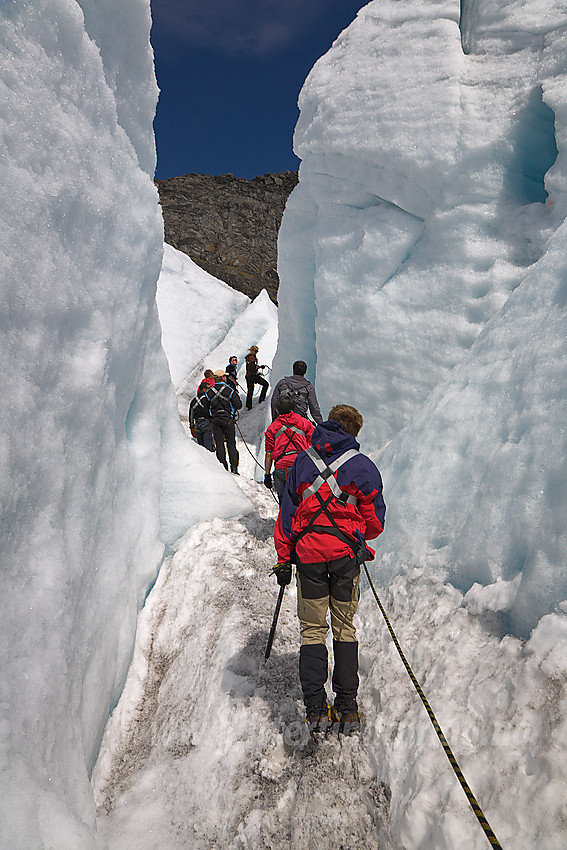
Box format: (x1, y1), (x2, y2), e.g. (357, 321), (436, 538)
(234, 419), (280, 506)
(363, 564), (503, 850)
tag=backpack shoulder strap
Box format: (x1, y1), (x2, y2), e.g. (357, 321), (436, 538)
(284, 379), (309, 399)
(275, 424), (307, 439)
(208, 384), (225, 400)
(273, 423), (308, 459)
(302, 447), (359, 505)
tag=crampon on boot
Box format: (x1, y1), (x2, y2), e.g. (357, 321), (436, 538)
(331, 705), (361, 736)
(306, 704), (332, 740)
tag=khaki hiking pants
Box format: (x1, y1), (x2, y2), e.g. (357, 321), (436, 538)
(296, 554), (360, 644)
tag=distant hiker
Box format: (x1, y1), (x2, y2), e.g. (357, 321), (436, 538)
(203, 369), (215, 388)
(270, 361), (322, 423)
(226, 355), (238, 390)
(263, 396), (314, 504)
(245, 345), (269, 410)
(203, 369), (242, 474)
(189, 381), (214, 453)
(273, 404), (385, 738)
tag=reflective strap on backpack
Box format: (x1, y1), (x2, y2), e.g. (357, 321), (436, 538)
(208, 383), (235, 416)
(275, 424), (306, 439)
(273, 423), (308, 459)
(301, 447), (359, 505)
(292, 446), (365, 560)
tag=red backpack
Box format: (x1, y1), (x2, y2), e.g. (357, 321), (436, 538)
(272, 422), (310, 464)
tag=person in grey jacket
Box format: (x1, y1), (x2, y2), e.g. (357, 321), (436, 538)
(270, 361), (323, 423)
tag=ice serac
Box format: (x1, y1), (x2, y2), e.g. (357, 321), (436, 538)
(276, 0), (567, 635)
(0, 2), (247, 847)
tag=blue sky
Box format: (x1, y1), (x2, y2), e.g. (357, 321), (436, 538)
(150, 0), (366, 180)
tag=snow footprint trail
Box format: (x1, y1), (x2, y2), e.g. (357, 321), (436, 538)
(94, 475), (394, 849)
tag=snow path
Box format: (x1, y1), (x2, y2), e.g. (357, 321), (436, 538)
(92, 403), (567, 849)
(93, 408), (395, 849)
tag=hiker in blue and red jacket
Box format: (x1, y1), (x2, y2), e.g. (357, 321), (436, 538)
(273, 404), (385, 737)
(263, 396), (314, 504)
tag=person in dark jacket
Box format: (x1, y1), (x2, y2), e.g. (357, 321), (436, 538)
(270, 361), (322, 423)
(245, 345), (269, 410)
(226, 355), (239, 390)
(274, 404), (385, 737)
(189, 385), (214, 452)
(203, 369), (242, 473)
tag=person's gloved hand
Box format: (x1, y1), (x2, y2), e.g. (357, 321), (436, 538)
(190, 427), (196, 438)
(272, 563), (292, 586)
(264, 472), (273, 489)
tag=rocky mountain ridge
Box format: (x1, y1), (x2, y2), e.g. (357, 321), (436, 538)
(155, 171), (298, 303)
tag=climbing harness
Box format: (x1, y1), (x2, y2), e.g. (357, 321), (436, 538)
(273, 423), (308, 462)
(206, 382), (240, 417)
(292, 447), (364, 557)
(302, 447), (358, 503)
(363, 564), (503, 850)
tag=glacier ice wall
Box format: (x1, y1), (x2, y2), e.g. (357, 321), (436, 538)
(275, 0), (567, 635)
(0, 1), (244, 846)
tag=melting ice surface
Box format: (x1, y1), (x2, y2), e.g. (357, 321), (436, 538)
(0, 3), (250, 847)
(274, 0), (567, 638)
(1, 0), (567, 849)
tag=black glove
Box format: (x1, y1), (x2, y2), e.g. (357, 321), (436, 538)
(264, 472), (273, 489)
(273, 563), (292, 586)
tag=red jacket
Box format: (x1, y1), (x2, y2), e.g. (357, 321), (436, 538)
(264, 412), (315, 470)
(274, 420), (385, 564)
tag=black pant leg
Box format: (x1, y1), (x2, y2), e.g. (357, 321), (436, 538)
(299, 644), (329, 716)
(246, 377), (254, 409)
(332, 641), (359, 712)
(258, 376), (269, 403)
(225, 420), (238, 471)
(212, 421), (227, 468)
(273, 468), (287, 504)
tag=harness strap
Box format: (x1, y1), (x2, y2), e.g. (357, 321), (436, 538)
(207, 385), (225, 401)
(302, 447), (359, 505)
(274, 423), (308, 458)
(298, 524), (360, 556)
(292, 447), (365, 560)
(275, 424), (306, 439)
(284, 380), (309, 400)
(208, 383), (236, 416)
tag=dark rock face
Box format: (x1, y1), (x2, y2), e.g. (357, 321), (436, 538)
(155, 171), (298, 303)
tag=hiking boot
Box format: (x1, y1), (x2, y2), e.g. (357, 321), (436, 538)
(230, 469), (239, 475)
(306, 705), (332, 740)
(335, 708), (361, 736)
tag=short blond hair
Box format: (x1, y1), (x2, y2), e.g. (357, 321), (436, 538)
(328, 404), (363, 437)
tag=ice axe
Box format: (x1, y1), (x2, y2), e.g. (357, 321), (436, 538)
(264, 583), (285, 660)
